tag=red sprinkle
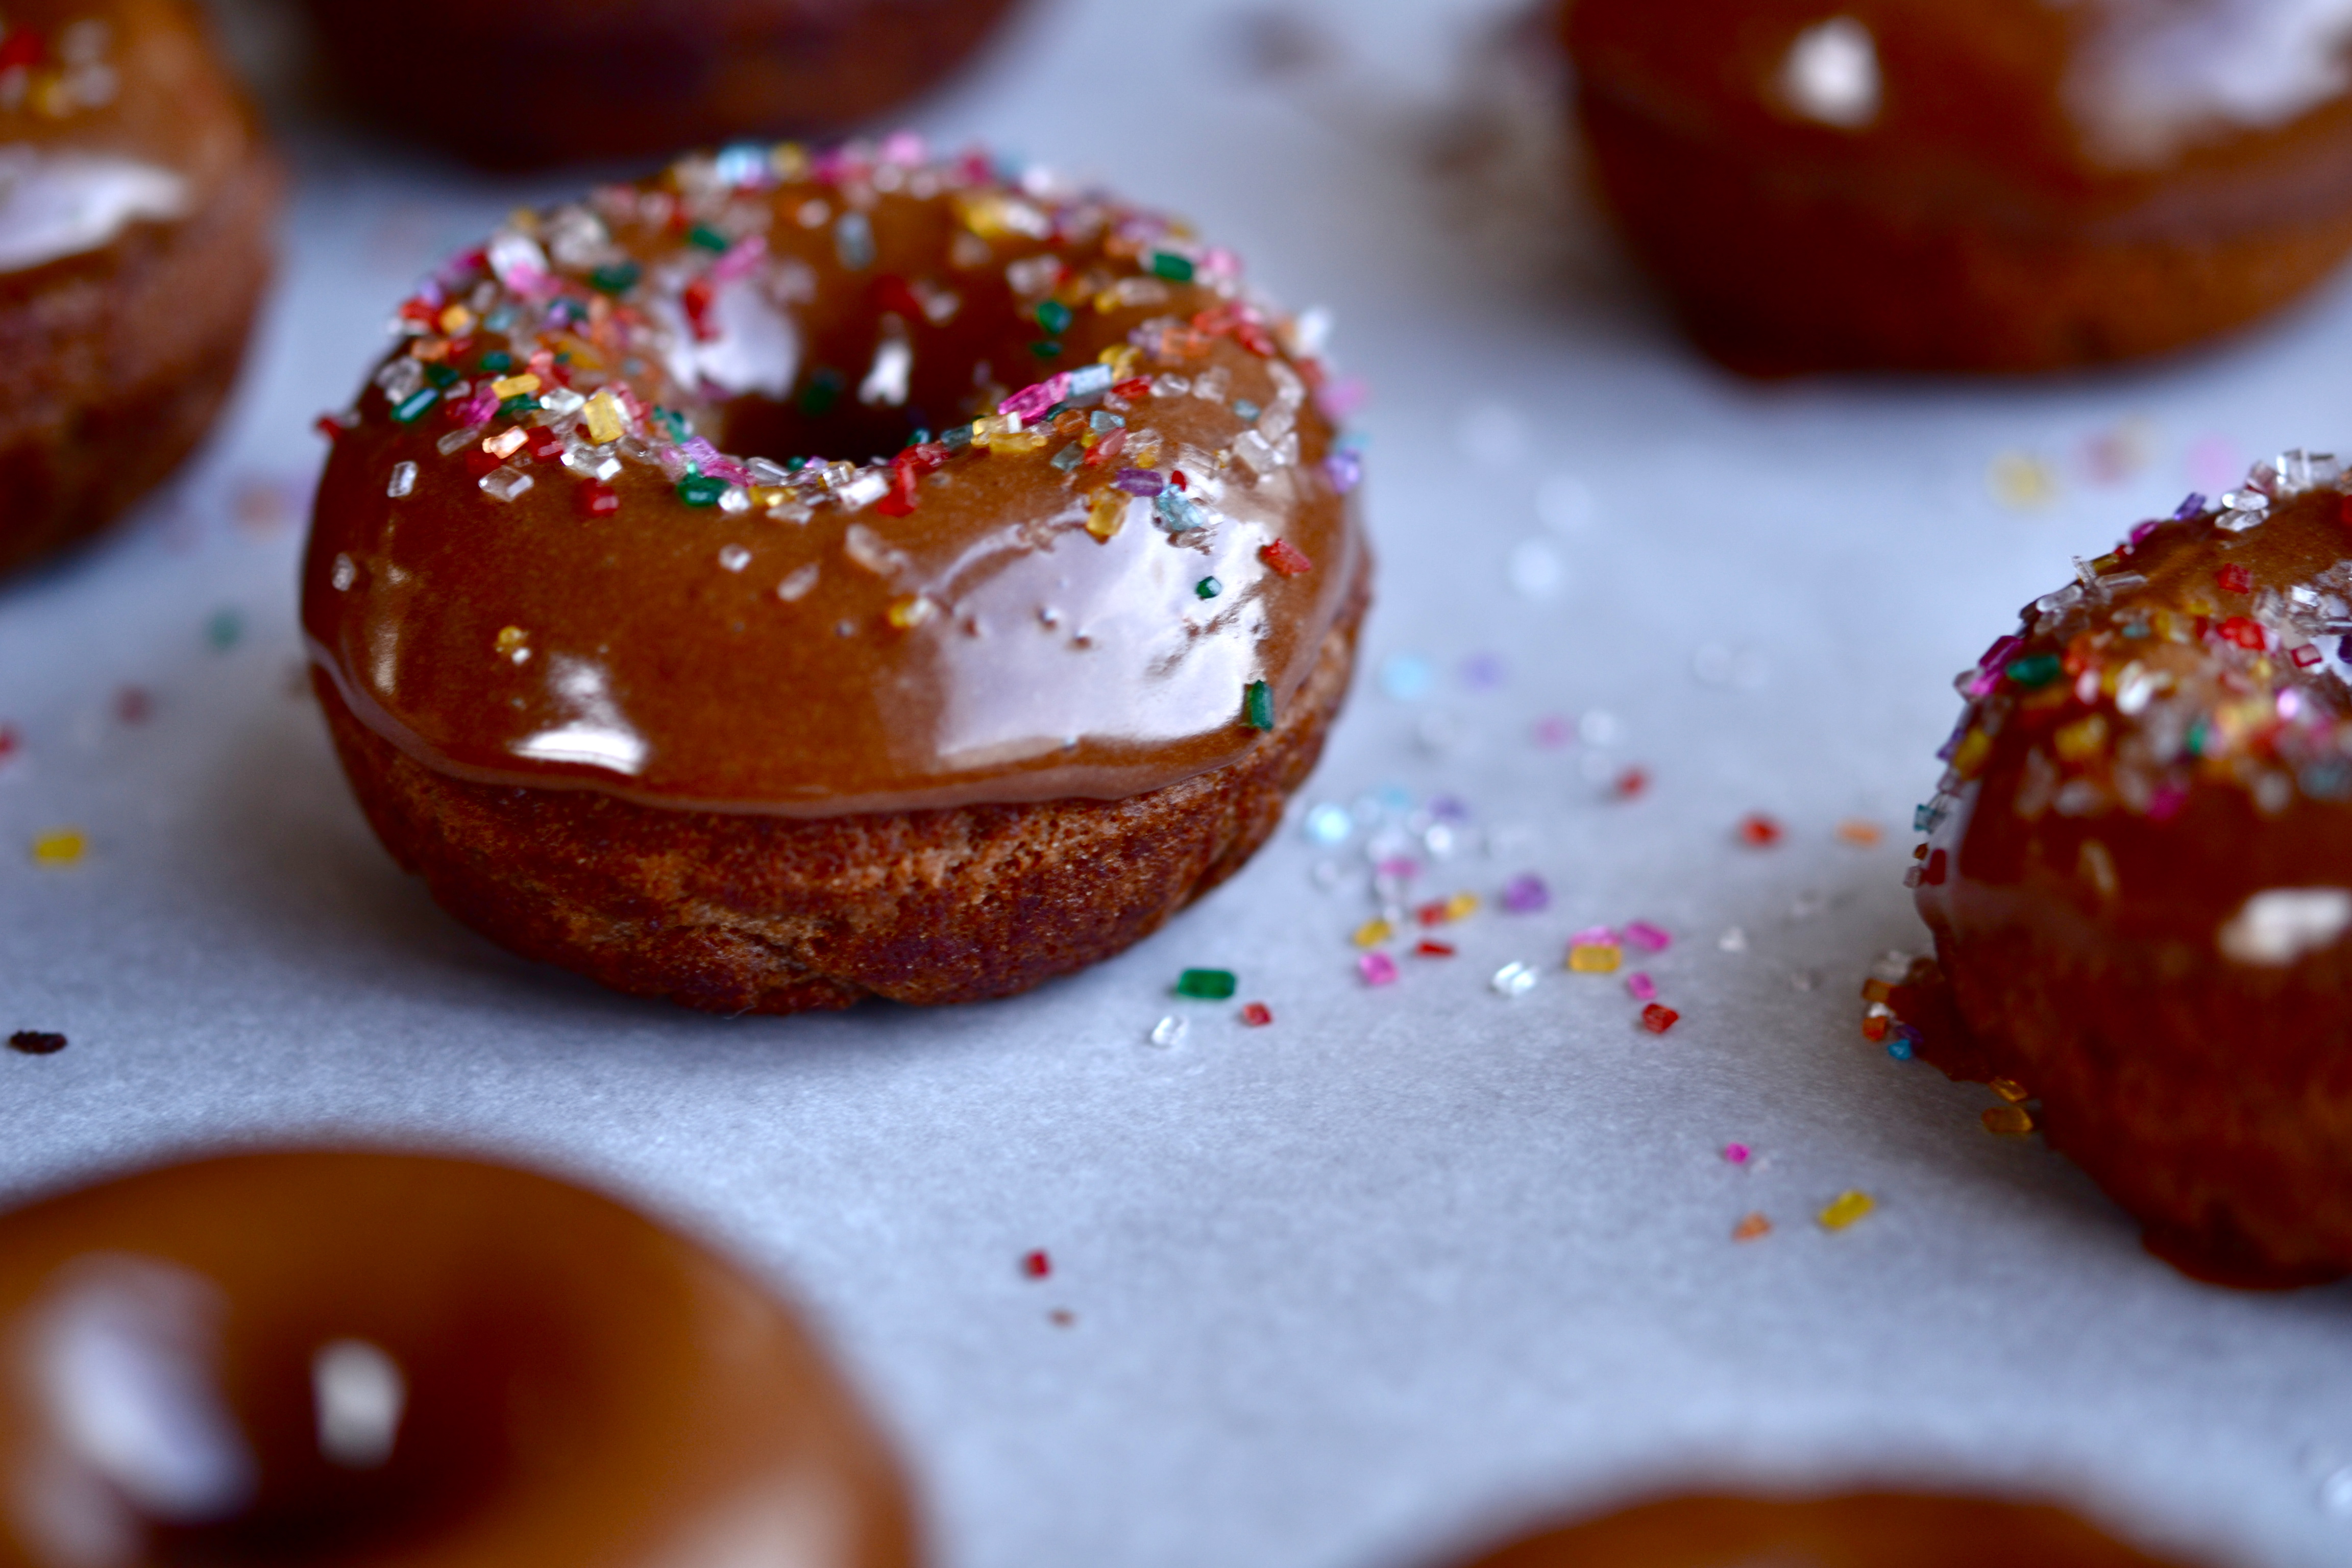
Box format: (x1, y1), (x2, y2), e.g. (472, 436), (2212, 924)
(1113, 377), (1153, 400)
(874, 464), (921, 517)
(1170, 470), (1190, 491)
(1922, 847), (1948, 886)
(1021, 1250), (1051, 1280)
(1615, 767), (1650, 799)
(1738, 814), (1783, 847)
(2216, 616), (2266, 651)
(1640, 1004), (1680, 1035)
(577, 481), (621, 518)
(0, 724), (18, 763)
(1241, 1001), (1273, 1026)
(2216, 564), (2253, 594)
(1260, 539), (1314, 576)
(313, 414), (345, 441)
(1415, 940), (1455, 958)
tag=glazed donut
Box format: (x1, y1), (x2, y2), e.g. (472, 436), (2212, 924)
(302, 139), (1367, 1015)
(0, 1149), (913, 1567)
(1911, 456), (2352, 1284)
(1561, 0), (2352, 374)
(300, 0), (1025, 169)
(0, 0), (277, 577)
(1440, 1491), (2200, 1567)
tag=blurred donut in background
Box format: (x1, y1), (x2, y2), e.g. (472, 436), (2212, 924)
(1440, 1490), (2210, 1568)
(297, 0), (1026, 168)
(0, 0), (277, 578)
(0, 1149), (916, 1568)
(1559, 0), (2352, 374)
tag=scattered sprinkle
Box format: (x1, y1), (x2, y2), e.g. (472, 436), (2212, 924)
(1175, 968), (1236, 1000)
(1380, 654), (1434, 701)
(1415, 941), (1455, 958)
(1358, 951), (1400, 986)
(1500, 873), (1550, 913)
(1626, 972), (1657, 1002)
(1351, 918), (1392, 948)
(8, 1031), (66, 1056)
(1718, 927), (1748, 953)
(1304, 802), (1351, 845)
(30, 828), (86, 867)
(1639, 1003), (1680, 1034)
(1049, 1309), (1075, 1327)
(1490, 961), (1537, 997)
(1723, 1143), (1751, 1165)
(1241, 1002), (1273, 1027)
(1567, 942), (1622, 974)
(1988, 451), (2058, 509)
(1021, 1250), (1051, 1279)
(1623, 920), (1671, 953)
(1818, 1190), (1875, 1231)
(1614, 767), (1650, 799)
(1737, 813), (1783, 847)
(1732, 1212), (1772, 1242)
(1148, 1015), (1188, 1048)
(1835, 819), (1882, 847)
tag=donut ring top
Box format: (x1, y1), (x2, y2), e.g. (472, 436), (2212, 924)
(1915, 458), (2352, 963)
(303, 140), (1364, 817)
(0, 0), (254, 278)
(0, 1150), (913, 1568)
(1567, 0), (2352, 224)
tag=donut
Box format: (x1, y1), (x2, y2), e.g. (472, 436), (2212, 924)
(1560, 0), (2352, 374)
(0, 0), (277, 577)
(300, 0), (1025, 169)
(0, 1149), (914, 1567)
(302, 139), (1368, 1015)
(1440, 1491), (2201, 1567)
(1909, 456), (2352, 1285)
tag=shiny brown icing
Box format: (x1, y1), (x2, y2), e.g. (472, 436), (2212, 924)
(0, 1150), (914, 1568)
(1447, 1492), (2204, 1567)
(302, 144), (1363, 816)
(1914, 462), (2352, 1281)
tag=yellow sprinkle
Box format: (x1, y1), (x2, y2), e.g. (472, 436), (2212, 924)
(1818, 1190), (1875, 1231)
(886, 594), (937, 630)
(31, 828), (86, 867)
(1949, 727), (1992, 780)
(483, 427), (527, 460)
(2053, 714), (2109, 762)
(1086, 490), (1128, 542)
(581, 388), (626, 446)
(489, 373), (542, 400)
(1982, 1105), (2035, 1138)
(32, 70), (75, 118)
(437, 304), (476, 337)
(1990, 1077), (2030, 1104)
(1351, 918), (1392, 949)
(495, 626), (530, 663)
(1124, 430), (1164, 470)
(1442, 892), (1479, 922)
(1988, 451), (2057, 510)
(1097, 344), (1141, 380)
(1566, 943), (1622, 974)
(990, 428), (1047, 455)
(1732, 1212), (1772, 1242)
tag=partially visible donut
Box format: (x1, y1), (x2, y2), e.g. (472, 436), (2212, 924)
(1914, 457), (2352, 1285)
(1439, 1491), (2204, 1567)
(0, 1149), (915, 1568)
(302, 140), (1366, 1014)
(1561, 0), (2352, 374)
(0, 0), (277, 577)
(301, 0), (1025, 169)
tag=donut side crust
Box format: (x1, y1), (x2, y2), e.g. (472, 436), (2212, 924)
(0, 148), (279, 576)
(318, 566), (1365, 1014)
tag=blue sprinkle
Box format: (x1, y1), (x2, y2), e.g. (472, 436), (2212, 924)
(1380, 654), (1434, 702)
(835, 211), (875, 270)
(1154, 490), (1206, 534)
(1067, 364), (1113, 398)
(2173, 492), (2207, 520)
(1304, 803), (1352, 845)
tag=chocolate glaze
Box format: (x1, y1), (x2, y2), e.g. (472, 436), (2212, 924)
(1446, 1492), (2205, 1567)
(1915, 464), (2352, 1282)
(303, 146), (1361, 816)
(0, 1150), (914, 1568)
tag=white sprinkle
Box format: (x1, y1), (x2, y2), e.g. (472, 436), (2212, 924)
(312, 1339), (405, 1469)
(436, 426), (483, 456)
(1490, 961), (1537, 998)
(1780, 16), (1880, 128)
(718, 545), (752, 573)
(1148, 1015), (1188, 1048)
(776, 564), (819, 602)
(837, 472), (889, 510)
(858, 334), (914, 407)
(478, 467), (533, 503)
(2219, 888), (2352, 966)
(330, 553), (356, 591)
(718, 485), (751, 514)
(385, 461), (415, 499)
(1718, 926), (1748, 953)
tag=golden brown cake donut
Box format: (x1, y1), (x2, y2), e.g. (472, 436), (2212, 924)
(302, 139), (1368, 1014)
(1561, 0), (2352, 374)
(0, 0), (277, 577)
(1910, 456), (2352, 1285)
(0, 1149), (914, 1568)
(300, 0), (1025, 169)
(1442, 1491), (2203, 1567)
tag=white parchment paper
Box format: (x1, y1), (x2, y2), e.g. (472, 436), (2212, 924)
(5, 2), (2352, 1565)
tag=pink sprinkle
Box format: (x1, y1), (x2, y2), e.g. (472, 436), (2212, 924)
(1202, 246), (1243, 279)
(879, 129), (928, 166)
(1570, 925), (1618, 947)
(1722, 1143), (1751, 1166)
(1623, 921), (1671, 953)
(711, 234), (768, 282)
(2149, 782), (2189, 822)
(1358, 951), (1399, 987)
(1625, 972), (1657, 1002)
(1375, 856), (1420, 881)
(1316, 376), (1369, 421)
(1532, 714), (1573, 749)
(1000, 373), (1072, 424)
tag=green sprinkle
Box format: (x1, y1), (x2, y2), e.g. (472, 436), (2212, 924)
(389, 387), (439, 424)
(478, 350), (515, 373)
(1233, 399), (1261, 421)
(677, 475), (728, 507)
(688, 224), (730, 253)
(422, 361), (459, 390)
(943, 424), (974, 451)
(1195, 576), (1222, 599)
(205, 609), (243, 651)
(1175, 968), (1237, 1000)
(1050, 444), (1083, 472)
(483, 305), (516, 332)
(1030, 339), (1064, 360)
(798, 369), (843, 418)
(1148, 251), (1196, 283)
(590, 261), (642, 295)
(1035, 298), (1073, 334)
(786, 455), (809, 473)
(2187, 718), (2210, 757)
(498, 395), (540, 420)
(1244, 679), (1274, 731)
(2005, 653), (2064, 689)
